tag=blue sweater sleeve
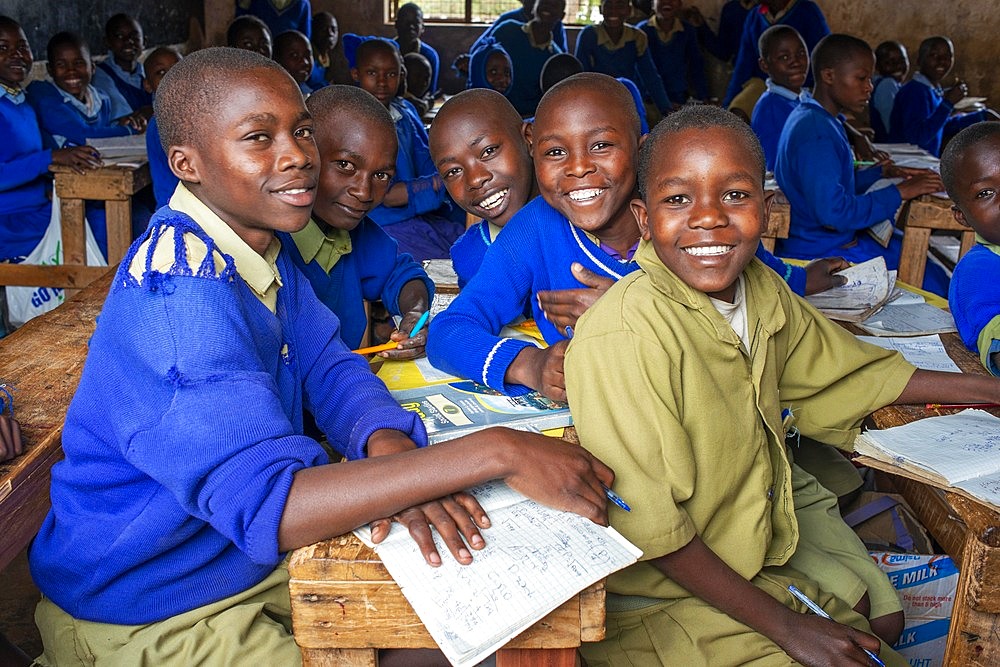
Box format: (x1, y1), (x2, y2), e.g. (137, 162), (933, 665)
(422, 42), (441, 94)
(553, 22), (568, 52)
(893, 84), (953, 153)
(28, 82), (134, 146)
(354, 219), (434, 315)
(428, 215), (541, 395)
(634, 35), (672, 113)
(574, 26), (597, 69)
(723, 14), (759, 106)
(0, 133), (51, 192)
(754, 243), (806, 295)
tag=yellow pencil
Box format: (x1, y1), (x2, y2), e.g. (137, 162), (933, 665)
(353, 341), (399, 355)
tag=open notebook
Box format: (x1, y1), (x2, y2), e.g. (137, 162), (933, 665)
(355, 480), (641, 667)
(854, 409), (1000, 512)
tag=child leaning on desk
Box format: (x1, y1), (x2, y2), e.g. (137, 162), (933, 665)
(942, 122), (1000, 376)
(26, 47), (616, 666)
(565, 105), (1000, 667)
(279, 84), (433, 357)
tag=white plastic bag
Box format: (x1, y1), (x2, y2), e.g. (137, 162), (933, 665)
(6, 193), (107, 328)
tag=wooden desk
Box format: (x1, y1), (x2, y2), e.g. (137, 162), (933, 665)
(0, 272), (109, 572)
(897, 195), (976, 288)
(0, 162), (148, 292)
(862, 332), (1000, 666)
(762, 191), (791, 253)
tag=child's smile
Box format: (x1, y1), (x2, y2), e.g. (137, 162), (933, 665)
(633, 126), (767, 303)
(764, 33), (808, 92)
(0, 25), (32, 88)
(49, 44), (92, 101)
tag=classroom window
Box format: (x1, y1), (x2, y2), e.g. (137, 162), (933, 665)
(387, 1), (603, 25)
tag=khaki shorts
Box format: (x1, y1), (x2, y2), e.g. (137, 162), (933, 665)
(33, 562), (301, 667)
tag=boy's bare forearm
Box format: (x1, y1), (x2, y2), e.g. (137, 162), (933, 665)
(894, 369), (1000, 405)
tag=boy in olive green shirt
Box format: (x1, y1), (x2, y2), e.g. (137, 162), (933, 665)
(565, 105), (1000, 666)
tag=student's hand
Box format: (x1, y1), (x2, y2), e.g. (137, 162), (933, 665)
(452, 53), (470, 78)
(945, 80), (968, 105)
(502, 430), (614, 527)
(506, 341), (569, 402)
(536, 263), (615, 334)
(381, 309), (428, 361)
(365, 429), (491, 566)
(117, 112), (147, 133)
(894, 171), (945, 200)
(0, 414), (23, 462)
(775, 611), (884, 667)
(803, 257), (850, 295)
(51, 146), (103, 174)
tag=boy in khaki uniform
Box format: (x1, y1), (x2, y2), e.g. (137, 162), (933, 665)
(566, 105), (1000, 666)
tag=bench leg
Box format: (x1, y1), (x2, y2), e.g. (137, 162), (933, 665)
(496, 648), (578, 667)
(301, 647), (377, 667)
(105, 199), (133, 265)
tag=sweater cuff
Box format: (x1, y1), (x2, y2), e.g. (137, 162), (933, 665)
(481, 337), (535, 396)
(786, 264), (807, 296)
(349, 405), (429, 460)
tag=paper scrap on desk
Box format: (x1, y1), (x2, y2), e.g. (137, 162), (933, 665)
(855, 335), (961, 372)
(88, 135), (147, 159)
(858, 302), (956, 337)
(807, 257), (891, 308)
(355, 480), (642, 667)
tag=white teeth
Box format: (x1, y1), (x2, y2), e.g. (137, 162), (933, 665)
(278, 188), (307, 194)
(683, 245), (733, 256)
(568, 188), (604, 202)
(478, 188), (508, 210)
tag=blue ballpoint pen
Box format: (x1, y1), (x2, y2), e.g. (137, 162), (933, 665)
(603, 485), (631, 512)
(787, 585), (886, 667)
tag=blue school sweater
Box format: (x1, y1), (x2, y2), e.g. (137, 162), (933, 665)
(145, 115), (178, 209)
(723, 0), (829, 107)
(870, 75), (899, 143)
(450, 220), (491, 290)
(237, 0), (312, 38)
(279, 218), (435, 349)
(637, 16), (707, 104)
(27, 80), (134, 147)
(696, 0), (754, 63)
(95, 59), (152, 113)
(306, 58), (328, 91)
(774, 93), (901, 261)
(751, 80), (801, 172)
(0, 90), (53, 259)
(574, 24), (671, 114)
(888, 73), (987, 157)
(475, 7), (567, 53)
(487, 20), (563, 116)
(949, 242), (1000, 374)
(90, 66), (133, 119)
(369, 98), (445, 227)
(29, 207), (425, 624)
(427, 196), (641, 395)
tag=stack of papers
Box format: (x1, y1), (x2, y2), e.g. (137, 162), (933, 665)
(858, 300), (957, 337)
(806, 257), (896, 322)
(355, 480), (641, 666)
(854, 334), (961, 372)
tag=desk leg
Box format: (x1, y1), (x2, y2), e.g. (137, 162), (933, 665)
(60, 197), (86, 266)
(300, 647), (376, 667)
(496, 648), (578, 667)
(105, 199), (133, 265)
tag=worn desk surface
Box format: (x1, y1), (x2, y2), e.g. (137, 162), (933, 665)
(0, 272), (110, 572)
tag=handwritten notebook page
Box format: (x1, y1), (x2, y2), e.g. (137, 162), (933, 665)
(355, 480), (641, 667)
(854, 335), (961, 373)
(854, 409), (1000, 484)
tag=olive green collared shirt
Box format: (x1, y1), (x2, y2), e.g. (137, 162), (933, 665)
(648, 14), (683, 43)
(565, 240), (914, 600)
(290, 219), (353, 274)
(594, 23), (649, 56)
(128, 183), (283, 313)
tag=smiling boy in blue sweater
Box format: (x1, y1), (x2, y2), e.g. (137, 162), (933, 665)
(281, 85), (433, 357)
(27, 47), (616, 665)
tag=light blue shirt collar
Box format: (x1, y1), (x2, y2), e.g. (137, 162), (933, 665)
(765, 79), (802, 101)
(103, 56), (144, 88)
(912, 72), (942, 95)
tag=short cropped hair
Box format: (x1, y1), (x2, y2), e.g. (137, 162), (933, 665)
(638, 105), (765, 200)
(226, 15), (270, 47)
(306, 84), (394, 137)
(0, 15), (20, 33)
(536, 72), (639, 136)
(274, 29), (309, 57)
(917, 36), (952, 65)
(354, 38), (401, 68)
(429, 88), (523, 145)
(874, 40), (904, 62)
(811, 33), (872, 79)
(540, 53), (583, 93)
(154, 47), (290, 152)
(397, 2), (422, 20)
(104, 13), (137, 37)
(46, 31), (89, 64)
(940, 122), (1000, 198)
(757, 25), (803, 61)
(145, 45), (183, 63)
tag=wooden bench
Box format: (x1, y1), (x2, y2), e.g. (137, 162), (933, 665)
(0, 272), (110, 572)
(897, 196), (976, 288)
(762, 192), (792, 253)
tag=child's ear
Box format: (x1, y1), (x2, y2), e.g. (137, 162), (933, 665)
(45, 61), (54, 78)
(819, 66), (835, 87)
(168, 145), (201, 184)
(143, 78), (154, 94)
(758, 56), (770, 75)
(630, 198), (651, 240)
(350, 67), (360, 83)
(522, 120), (534, 152)
(951, 204), (971, 228)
